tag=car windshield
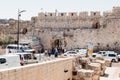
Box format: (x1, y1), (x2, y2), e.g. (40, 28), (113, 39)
(108, 54), (116, 57)
(68, 52), (77, 54)
(103, 52), (106, 54)
(98, 52), (102, 54)
(22, 46), (31, 50)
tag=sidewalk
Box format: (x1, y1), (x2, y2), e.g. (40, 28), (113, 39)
(100, 67), (120, 80)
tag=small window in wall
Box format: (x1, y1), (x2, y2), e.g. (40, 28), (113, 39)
(94, 13), (96, 16)
(67, 29), (70, 31)
(114, 42), (119, 45)
(42, 30), (44, 33)
(106, 44), (109, 47)
(61, 13), (64, 16)
(71, 13), (74, 16)
(97, 43), (100, 45)
(92, 20), (100, 29)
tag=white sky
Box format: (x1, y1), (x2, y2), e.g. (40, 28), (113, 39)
(0, 0), (120, 20)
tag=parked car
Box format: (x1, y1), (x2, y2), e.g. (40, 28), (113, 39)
(103, 52), (118, 62)
(63, 51), (78, 56)
(92, 51), (112, 57)
(92, 51), (118, 62)
(74, 49), (87, 56)
(117, 54), (120, 62)
(6, 44), (35, 54)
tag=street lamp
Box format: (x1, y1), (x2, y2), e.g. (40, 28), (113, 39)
(17, 9), (26, 49)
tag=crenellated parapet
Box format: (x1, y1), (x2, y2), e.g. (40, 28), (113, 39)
(79, 12), (89, 18)
(37, 7), (120, 20)
(31, 6), (120, 30)
(112, 6), (120, 14)
(90, 11), (101, 18)
(37, 11), (102, 19)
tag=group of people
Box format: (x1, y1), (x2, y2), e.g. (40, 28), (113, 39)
(38, 47), (66, 57)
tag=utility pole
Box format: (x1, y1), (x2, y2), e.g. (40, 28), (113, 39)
(32, 17), (36, 36)
(17, 9), (26, 49)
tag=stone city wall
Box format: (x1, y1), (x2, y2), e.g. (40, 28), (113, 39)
(1, 7), (120, 52)
(31, 7), (120, 51)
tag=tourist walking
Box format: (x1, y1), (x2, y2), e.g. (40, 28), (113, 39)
(54, 48), (59, 57)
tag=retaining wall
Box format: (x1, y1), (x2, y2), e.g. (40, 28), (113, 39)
(0, 57), (73, 80)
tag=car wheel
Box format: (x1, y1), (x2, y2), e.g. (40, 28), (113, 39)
(118, 58), (120, 62)
(111, 59), (116, 62)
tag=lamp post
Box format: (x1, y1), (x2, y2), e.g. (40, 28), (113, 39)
(17, 9), (26, 49)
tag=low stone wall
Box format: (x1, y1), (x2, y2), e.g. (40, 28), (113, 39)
(0, 57), (73, 80)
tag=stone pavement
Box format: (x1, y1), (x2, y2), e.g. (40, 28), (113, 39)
(100, 67), (120, 80)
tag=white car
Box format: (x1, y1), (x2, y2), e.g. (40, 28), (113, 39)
(103, 52), (118, 62)
(74, 49), (87, 56)
(97, 51), (107, 56)
(117, 54), (120, 62)
(64, 51), (78, 56)
(92, 51), (113, 57)
(92, 51), (118, 62)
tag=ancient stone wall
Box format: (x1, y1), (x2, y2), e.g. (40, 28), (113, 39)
(28, 7), (120, 51)
(1, 7), (120, 52)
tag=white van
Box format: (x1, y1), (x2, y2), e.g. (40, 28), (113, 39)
(6, 44), (35, 54)
(0, 54), (21, 69)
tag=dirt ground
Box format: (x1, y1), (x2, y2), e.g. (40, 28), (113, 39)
(100, 63), (120, 80)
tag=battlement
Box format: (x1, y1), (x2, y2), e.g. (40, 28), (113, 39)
(37, 6), (120, 19)
(38, 11), (101, 18)
(79, 12), (89, 17)
(112, 6), (120, 14)
(90, 11), (101, 17)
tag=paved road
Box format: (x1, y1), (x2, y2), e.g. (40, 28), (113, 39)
(100, 63), (120, 80)
(112, 62), (120, 67)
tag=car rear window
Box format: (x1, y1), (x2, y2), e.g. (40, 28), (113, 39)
(7, 46), (22, 49)
(68, 52), (77, 54)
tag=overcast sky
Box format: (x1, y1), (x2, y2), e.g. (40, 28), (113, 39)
(0, 0), (120, 20)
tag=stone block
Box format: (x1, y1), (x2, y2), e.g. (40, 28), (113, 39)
(77, 69), (94, 80)
(104, 59), (111, 67)
(93, 75), (100, 80)
(87, 63), (101, 75)
(95, 57), (104, 60)
(72, 75), (80, 80)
